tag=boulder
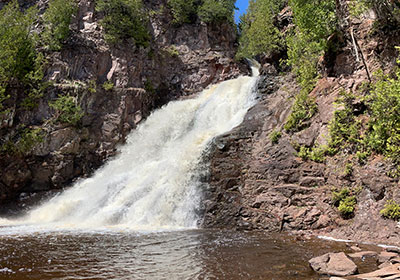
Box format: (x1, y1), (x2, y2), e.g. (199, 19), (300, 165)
(378, 251), (399, 264)
(309, 252), (358, 276)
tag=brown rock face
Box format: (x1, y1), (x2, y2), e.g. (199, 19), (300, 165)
(0, 0), (247, 206)
(309, 252), (358, 276)
(203, 2), (400, 246)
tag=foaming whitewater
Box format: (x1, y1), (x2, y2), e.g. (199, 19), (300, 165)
(0, 65), (259, 232)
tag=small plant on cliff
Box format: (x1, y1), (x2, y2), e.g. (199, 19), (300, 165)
(332, 187), (357, 217)
(284, 91), (318, 132)
(165, 45), (180, 57)
(102, 81), (114, 91)
(16, 127), (44, 155)
(380, 200), (400, 220)
(42, 0), (77, 51)
(297, 145), (326, 163)
(49, 95), (83, 126)
(269, 130), (282, 144)
(328, 93), (363, 155)
(96, 0), (150, 47)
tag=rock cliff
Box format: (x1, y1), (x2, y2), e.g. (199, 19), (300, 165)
(0, 0), (246, 207)
(203, 1), (400, 245)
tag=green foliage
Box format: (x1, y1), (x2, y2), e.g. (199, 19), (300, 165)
(286, 0), (336, 91)
(365, 68), (400, 171)
(49, 95), (83, 126)
(144, 80), (155, 94)
(344, 162), (353, 176)
(16, 128), (44, 154)
(102, 81), (114, 91)
(87, 80), (97, 93)
(284, 91), (318, 132)
(338, 196), (357, 216)
(380, 200), (400, 220)
(0, 0), (37, 110)
(168, 0), (197, 25)
(42, 0), (77, 51)
(297, 145), (325, 163)
(198, 0), (235, 24)
(21, 53), (48, 109)
(165, 45), (180, 57)
(269, 130), (282, 144)
(349, 0), (400, 27)
(96, 0), (150, 46)
(332, 187), (357, 217)
(236, 0), (283, 59)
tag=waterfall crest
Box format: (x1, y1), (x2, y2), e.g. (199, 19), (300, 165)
(0, 64), (259, 231)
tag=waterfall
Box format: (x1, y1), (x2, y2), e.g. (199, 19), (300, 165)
(0, 64), (259, 231)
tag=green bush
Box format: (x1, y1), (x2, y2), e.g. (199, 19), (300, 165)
(96, 0), (150, 46)
(338, 196), (357, 216)
(380, 200), (400, 220)
(0, 0), (37, 110)
(297, 145), (326, 163)
(236, 0), (283, 59)
(364, 68), (400, 171)
(49, 95), (83, 126)
(42, 0), (77, 51)
(269, 130), (282, 144)
(332, 187), (357, 217)
(16, 128), (44, 154)
(284, 91), (318, 132)
(168, 0), (197, 25)
(102, 81), (114, 91)
(165, 45), (180, 57)
(285, 0), (337, 99)
(198, 0), (235, 24)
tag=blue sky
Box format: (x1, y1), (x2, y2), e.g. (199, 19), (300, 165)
(234, 0), (249, 23)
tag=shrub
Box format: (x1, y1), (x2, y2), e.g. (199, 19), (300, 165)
(198, 0), (235, 24)
(96, 0), (150, 46)
(102, 81), (114, 91)
(269, 130), (282, 144)
(297, 145), (326, 163)
(165, 45), (180, 57)
(42, 0), (77, 51)
(168, 0), (197, 25)
(236, 0), (283, 59)
(284, 91), (318, 132)
(332, 187), (357, 217)
(380, 200), (400, 220)
(16, 128), (44, 154)
(0, 0), (37, 110)
(49, 95), (83, 126)
(286, 0), (337, 91)
(338, 196), (357, 216)
(364, 68), (400, 172)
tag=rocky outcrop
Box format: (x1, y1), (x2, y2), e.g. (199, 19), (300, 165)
(0, 0), (247, 206)
(203, 2), (400, 245)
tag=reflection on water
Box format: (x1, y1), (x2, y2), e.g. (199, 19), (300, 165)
(0, 229), (379, 280)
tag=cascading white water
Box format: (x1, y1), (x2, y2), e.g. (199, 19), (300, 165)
(0, 64), (259, 231)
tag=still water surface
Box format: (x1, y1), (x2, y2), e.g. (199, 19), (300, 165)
(0, 228), (378, 280)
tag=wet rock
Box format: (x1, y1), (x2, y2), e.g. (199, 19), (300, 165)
(348, 251), (378, 259)
(353, 263), (400, 279)
(378, 252), (399, 264)
(309, 252), (358, 276)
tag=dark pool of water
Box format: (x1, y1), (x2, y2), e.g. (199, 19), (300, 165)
(0, 228), (379, 280)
